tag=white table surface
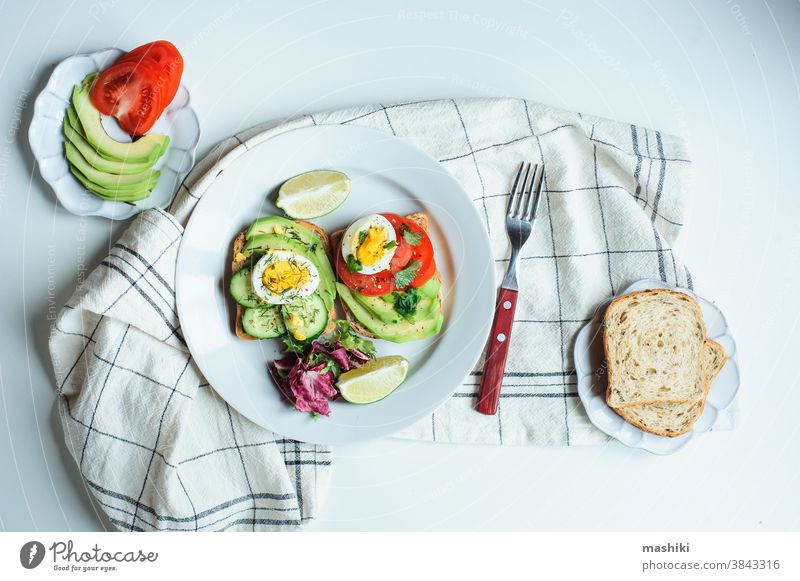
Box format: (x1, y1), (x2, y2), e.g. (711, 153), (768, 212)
(1, 0), (798, 532)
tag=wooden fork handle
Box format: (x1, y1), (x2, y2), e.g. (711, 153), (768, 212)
(476, 287), (518, 415)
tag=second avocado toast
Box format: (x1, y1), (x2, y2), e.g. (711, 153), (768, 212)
(229, 216), (336, 342)
(332, 212), (444, 343)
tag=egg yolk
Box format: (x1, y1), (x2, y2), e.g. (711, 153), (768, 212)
(262, 260), (311, 295)
(356, 227), (388, 266)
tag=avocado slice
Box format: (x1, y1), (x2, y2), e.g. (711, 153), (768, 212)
(366, 277), (441, 322)
(338, 283), (443, 343)
(353, 290), (440, 324)
(72, 73), (169, 164)
(69, 166), (154, 202)
(416, 277), (441, 299)
(245, 216), (318, 241)
(64, 112), (154, 175)
(242, 233), (336, 310)
(65, 106), (84, 137)
(65, 142), (159, 189)
(379, 277), (441, 304)
(353, 291), (403, 324)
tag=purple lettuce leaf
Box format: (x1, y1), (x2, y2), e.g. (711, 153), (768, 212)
(267, 321), (377, 417)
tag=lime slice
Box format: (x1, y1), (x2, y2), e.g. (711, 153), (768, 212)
(276, 170), (351, 219)
(337, 355), (409, 404)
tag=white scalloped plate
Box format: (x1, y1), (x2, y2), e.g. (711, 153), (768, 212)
(574, 279), (739, 454)
(28, 48), (200, 220)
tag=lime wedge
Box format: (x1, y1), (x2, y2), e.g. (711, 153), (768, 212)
(276, 170), (351, 219)
(337, 355), (409, 404)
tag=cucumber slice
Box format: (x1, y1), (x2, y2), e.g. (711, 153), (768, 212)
(281, 293), (328, 341)
(241, 305), (285, 339)
(229, 267), (260, 308)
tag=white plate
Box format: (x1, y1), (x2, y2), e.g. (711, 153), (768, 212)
(574, 279), (739, 454)
(175, 125), (495, 444)
(28, 48), (200, 220)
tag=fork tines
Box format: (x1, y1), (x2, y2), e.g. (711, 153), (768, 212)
(507, 162), (544, 222)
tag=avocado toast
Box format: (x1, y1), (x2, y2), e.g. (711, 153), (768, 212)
(332, 212), (444, 343)
(230, 216), (336, 341)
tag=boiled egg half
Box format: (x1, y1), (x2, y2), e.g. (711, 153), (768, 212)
(251, 251), (320, 304)
(341, 214), (397, 274)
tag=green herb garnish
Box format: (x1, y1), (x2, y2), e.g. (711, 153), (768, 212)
(383, 240), (397, 250)
(346, 254), (363, 273)
(400, 224), (423, 246)
(394, 259), (422, 288)
(282, 334), (307, 353)
(326, 320), (377, 357)
(358, 230), (368, 244)
(394, 287), (420, 318)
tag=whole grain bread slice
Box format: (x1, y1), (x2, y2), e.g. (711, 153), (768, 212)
(605, 289), (707, 407)
(613, 338), (727, 437)
(330, 212), (443, 339)
(231, 220), (335, 340)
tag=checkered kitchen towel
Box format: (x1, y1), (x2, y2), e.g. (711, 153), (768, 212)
(50, 98), (697, 531)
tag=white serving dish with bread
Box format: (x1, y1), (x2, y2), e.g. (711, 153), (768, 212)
(574, 279), (739, 454)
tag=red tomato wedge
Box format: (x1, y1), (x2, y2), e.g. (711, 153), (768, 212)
(336, 213), (436, 296)
(399, 217), (436, 287)
(381, 213), (413, 272)
(336, 250), (395, 296)
(90, 40), (183, 136)
(90, 59), (162, 135)
(117, 41), (183, 108)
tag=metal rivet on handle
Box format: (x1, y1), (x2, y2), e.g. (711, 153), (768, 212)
(497, 333), (506, 342)
(503, 301), (512, 310)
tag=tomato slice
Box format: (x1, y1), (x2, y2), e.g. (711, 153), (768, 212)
(90, 59), (162, 135)
(336, 214), (437, 296)
(335, 249), (395, 296)
(380, 213), (413, 273)
(396, 217), (435, 288)
(117, 41), (183, 108)
(90, 41), (184, 136)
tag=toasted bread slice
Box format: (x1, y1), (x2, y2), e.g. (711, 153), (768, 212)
(604, 289), (707, 407)
(231, 220), (335, 340)
(614, 338), (727, 437)
(231, 231), (255, 340)
(330, 212), (443, 339)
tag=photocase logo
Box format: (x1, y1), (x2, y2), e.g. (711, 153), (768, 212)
(20, 541), (46, 569)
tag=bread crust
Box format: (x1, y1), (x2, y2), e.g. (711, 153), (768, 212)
(231, 231), (255, 340)
(230, 220), (335, 340)
(331, 213), (443, 339)
(604, 288), (707, 407)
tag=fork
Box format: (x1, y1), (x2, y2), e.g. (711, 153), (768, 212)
(476, 162), (545, 415)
